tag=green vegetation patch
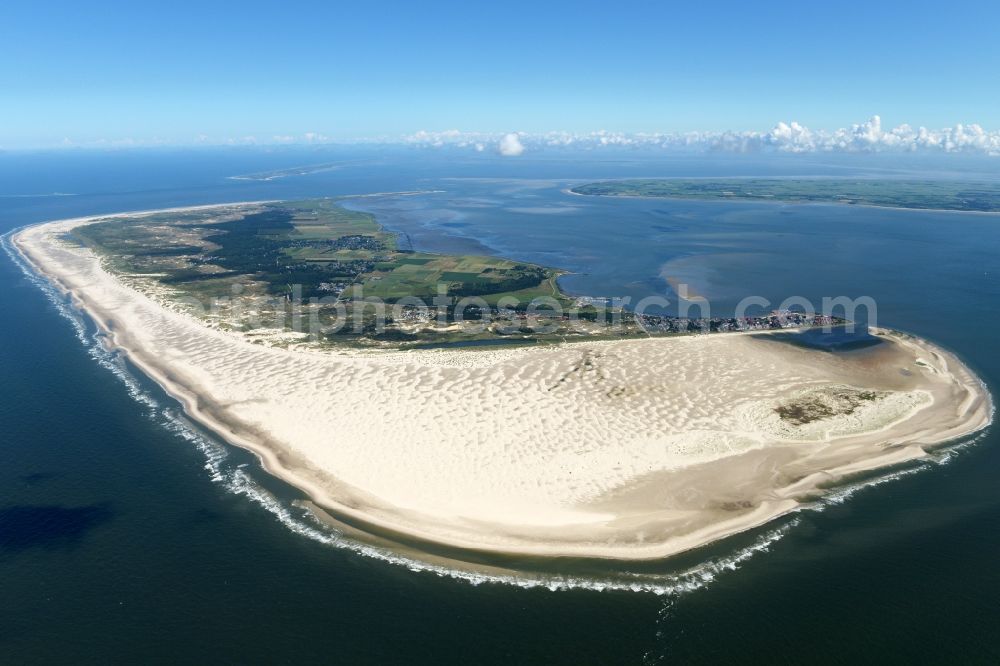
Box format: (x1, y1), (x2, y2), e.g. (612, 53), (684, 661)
(775, 388), (887, 425)
(440, 271), (483, 281)
(395, 257), (434, 265)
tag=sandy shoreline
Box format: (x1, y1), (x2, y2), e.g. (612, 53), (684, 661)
(11, 204), (994, 562)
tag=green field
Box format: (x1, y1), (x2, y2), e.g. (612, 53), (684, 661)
(345, 253), (553, 301)
(571, 179), (1000, 212)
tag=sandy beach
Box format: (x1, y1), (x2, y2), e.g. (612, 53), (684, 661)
(12, 205), (994, 561)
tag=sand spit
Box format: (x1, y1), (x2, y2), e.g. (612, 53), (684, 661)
(12, 207), (993, 561)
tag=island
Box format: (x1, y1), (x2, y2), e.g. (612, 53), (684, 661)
(227, 162), (348, 181)
(66, 198), (838, 349)
(571, 179), (1000, 212)
(11, 200), (992, 564)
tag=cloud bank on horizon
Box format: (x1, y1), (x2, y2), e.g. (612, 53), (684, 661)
(34, 117), (1000, 157)
(405, 116), (1000, 157)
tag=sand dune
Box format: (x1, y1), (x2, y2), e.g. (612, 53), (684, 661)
(13, 207), (993, 561)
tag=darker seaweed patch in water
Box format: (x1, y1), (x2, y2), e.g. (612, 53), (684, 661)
(0, 503), (114, 551)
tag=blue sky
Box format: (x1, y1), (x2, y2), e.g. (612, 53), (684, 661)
(3, 0), (999, 148)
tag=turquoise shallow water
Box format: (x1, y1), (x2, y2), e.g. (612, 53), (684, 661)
(1, 148), (999, 663)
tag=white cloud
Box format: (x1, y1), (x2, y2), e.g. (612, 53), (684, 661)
(404, 129), (469, 148)
(498, 133), (525, 156)
(303, 132), (329, 143)
(398, 118), (1000, 157)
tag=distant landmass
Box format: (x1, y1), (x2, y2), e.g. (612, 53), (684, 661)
(227, 162), (346, 181)
(572, 179), (1000, 212)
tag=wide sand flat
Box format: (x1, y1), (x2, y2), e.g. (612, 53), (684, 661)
(13, 208), (993, 560)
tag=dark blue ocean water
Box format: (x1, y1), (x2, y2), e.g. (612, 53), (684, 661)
(2, 147), (999, 663)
